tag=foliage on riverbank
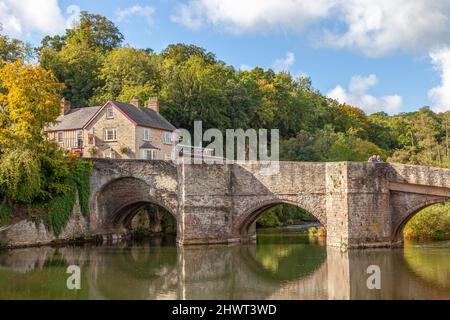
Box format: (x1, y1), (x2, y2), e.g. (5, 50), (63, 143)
(0, 203), (12, 226)
(257, 204), (316, 228)
(404, 203), (450, 241)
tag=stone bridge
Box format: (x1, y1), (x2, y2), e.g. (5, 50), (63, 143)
(89, 160), (449, 248)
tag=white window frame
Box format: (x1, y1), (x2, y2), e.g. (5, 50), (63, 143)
(143, 149), (157, 160)
(163, 132), (172, 143)
(75, 130), (83, 148)
(104, 128), (117, 141)
(104, 149), (116, 159)
(106, 107), (114, 119)
(143, 128), (151, 141)
(57, 132), (64, 144)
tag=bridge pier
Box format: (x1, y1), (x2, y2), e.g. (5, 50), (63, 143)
(325, 163), (393, 249)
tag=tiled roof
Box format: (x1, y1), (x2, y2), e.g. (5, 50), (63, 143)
(46, 100), (176, 132)
(139, 141), (160, 149)
(47, 106), (101, 131)
(111, 101), (176, 131)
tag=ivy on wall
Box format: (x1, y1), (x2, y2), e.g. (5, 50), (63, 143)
(33, 160), (93, 237)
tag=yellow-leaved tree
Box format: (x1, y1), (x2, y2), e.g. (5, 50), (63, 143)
(0, 60), (63, 149)
(0, 60), (66, 204)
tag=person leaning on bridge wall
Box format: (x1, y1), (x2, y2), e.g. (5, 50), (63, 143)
(368, 155), (383, 163)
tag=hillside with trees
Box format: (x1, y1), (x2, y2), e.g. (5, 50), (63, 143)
(0, 12), (448, 240)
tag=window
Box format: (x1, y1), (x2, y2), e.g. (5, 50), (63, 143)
(163, 132), (172, 143)
(143, 128), (150, 141)
(106, 107), (114, 119)
(57, 132), (64, 143)
(164, 153), (172, 161)
(143, 149), (157, 160)
(76, 131), (83, 147)
(104, 149), (116, 159)
(104, 128), (117, 141)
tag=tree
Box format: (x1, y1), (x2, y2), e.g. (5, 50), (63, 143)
(92, 47), (162, 104)
(0, 60), (63, 148)
(66, 11), (123, 52)
(0, 26), (33, 62)
(38, 12), (123, 106)
(161, 56), (230, 131)
(161, 43), (219, 65)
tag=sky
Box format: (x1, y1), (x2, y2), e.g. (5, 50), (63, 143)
(1, 0), (450, 115)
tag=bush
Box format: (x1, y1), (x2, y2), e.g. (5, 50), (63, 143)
(308, 227), (317, 237)
(257, 211), (281, 228)
(0, 203), (12, 226)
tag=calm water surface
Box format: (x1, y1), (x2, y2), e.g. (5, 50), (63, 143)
(0, 228), (449, 300)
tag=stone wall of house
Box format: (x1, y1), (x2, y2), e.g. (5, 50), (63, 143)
(135, 126), (173, 160)
(85, 102), (136, 159)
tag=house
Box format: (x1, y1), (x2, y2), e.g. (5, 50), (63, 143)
(46, 97), (176, 160)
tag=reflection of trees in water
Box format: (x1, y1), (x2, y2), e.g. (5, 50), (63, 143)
(0, 248), (89, 299)
(252, 233), (326, 281)
(403, 241), (450, 290)
(0, 238), (449, 300)
(92, 243), (178, 300)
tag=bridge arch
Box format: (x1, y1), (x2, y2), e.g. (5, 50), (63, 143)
(92, 176), (177, 234)
(391, 198), (449, 243)
(233, 197), (326, 241)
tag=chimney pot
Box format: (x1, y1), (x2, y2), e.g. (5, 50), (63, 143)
(60, 98), (71, 116)
(130, 97), (140, 108)
(147, 97), (160, 113)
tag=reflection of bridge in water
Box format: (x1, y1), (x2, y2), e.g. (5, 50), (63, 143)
(0, 241), (449, 300)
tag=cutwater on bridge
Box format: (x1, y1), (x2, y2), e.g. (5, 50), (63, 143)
(90, 159), (450, 248)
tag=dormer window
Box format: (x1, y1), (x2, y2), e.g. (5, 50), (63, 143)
(106, 107), (114, 119)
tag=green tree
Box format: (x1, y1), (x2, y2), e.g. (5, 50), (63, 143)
(92, 47), (162, 104)
(38, 12), (123, 106)
(161, 43), (219, 65)
(66, 11), (123, 52)
(0, 27), (33, 62)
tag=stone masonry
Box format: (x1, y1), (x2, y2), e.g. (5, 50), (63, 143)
(1, 159), (449, 248)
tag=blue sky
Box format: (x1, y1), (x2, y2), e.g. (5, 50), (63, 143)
(2, 0), (450, 115)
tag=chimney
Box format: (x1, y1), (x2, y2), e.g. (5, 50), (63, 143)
(130, 97), (140, 108)
(60, 98), (71, 116)
(147, 97), (160, 113)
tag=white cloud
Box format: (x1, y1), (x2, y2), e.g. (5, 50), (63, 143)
(428, 47), (450, 113)
(319, 0), (450, 57)
(171, 0), (450, 57)
(327, 74), (403, 115)
(171, 0), (335, 34)
(272, 52), (295, 71)
(0, 0), (67, 38)
(170, 2), (204, 30)
(116, 5), (156, 27)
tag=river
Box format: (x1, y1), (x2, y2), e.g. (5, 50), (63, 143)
(0, 227), (449, 300)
